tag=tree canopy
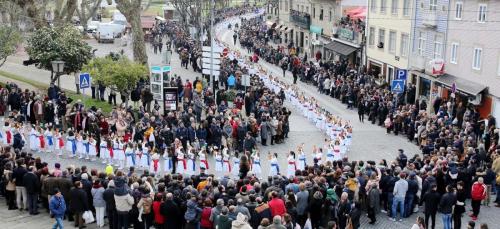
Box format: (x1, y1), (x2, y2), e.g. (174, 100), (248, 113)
(0, 25), (21, 68)
(82, 55), (148, 94)
(26, 25), (92, 75)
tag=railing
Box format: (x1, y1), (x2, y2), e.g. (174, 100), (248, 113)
(333, 27), (364, 45)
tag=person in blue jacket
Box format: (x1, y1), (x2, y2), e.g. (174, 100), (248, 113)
(49, 188), (67, 229)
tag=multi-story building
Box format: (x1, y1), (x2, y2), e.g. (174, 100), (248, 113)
(408, 0), (450, 109)
(444, 0), (500, 119)
(366, 0), (414, 83)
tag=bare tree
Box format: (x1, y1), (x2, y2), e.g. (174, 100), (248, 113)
(114, 0), (148, 64)
(51, 0), (78, 24)
(16, 0), (49, 29)
(75, 0), (103, 30)
(171, 0), (203, 28)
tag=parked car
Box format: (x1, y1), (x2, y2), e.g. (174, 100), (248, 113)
(87, 21), (100, 33)
(95, 23), (116, 43)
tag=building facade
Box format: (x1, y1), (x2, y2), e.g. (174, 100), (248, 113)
(366, 0), (414, 83)
(408, 0), (450, 109)
(445, 0), (500, 119)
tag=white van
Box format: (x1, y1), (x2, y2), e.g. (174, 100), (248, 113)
(96, 23), (116, 43)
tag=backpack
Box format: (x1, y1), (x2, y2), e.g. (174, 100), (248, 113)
(142, 197), (152, 214)
(471, 182), (486, 200)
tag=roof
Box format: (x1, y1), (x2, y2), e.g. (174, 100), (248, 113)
(436, 74), (487, 96)
(324, 40), (358, 56)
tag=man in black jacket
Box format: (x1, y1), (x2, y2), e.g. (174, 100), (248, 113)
(23, 166), (40, 215)
(160, 193), (182, 229)
(69, 181), (89, 229)
(422, 184), (441, 229)
(439, 185), (457, 229)
(103, 180), (117, 229)
(12, 159), (28, 211)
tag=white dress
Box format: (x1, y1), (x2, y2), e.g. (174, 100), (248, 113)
(326, 147), (334, 162)
(99, 142), (109, 160)
(76, 137), (85, 157)
(223, 155), (231, 173)
(215, 154), (223, 172)
(315, 152), (323, 165)
(66, 136), (76, 156)
(232, 157), (240, 177)
(140, 147), (150, 168)
(82, 139), (90, 158)
(45, 130), (54, 152)
(3, 126), (11, 145)
(252, 156), (262, 176)
(270, 157), (279, 176)
(151, 153), (161, 173)
(54, 133), (64, 154)
(29, 129), (37, 151)
(199, 153), (209, 171)
(114, 142), (125, 161)
(333, 145), (342, 161)
(163, 153), (173, 172)
(298, 153), (306, 170)
(125, 148), (135, 167)
(176, 151), (185, 174)
(88, 140), (97, 157)
(187, 152), (196, 175)
(287, 156), (296, 178)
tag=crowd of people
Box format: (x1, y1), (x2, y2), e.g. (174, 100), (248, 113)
(0, 5), (498, 229)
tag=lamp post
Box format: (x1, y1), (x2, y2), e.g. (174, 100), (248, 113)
(51, 60), (65, 88)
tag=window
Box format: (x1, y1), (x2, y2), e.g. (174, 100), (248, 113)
(306, 6), (309, 13)
(430, 0), (437, 11)
(434, 37), (443, 59)
(400, 33), (409, 57)
(403, 0), (410, 16)
(369, 27), (375, 46)
(370, 0), (377, 12)
(455, 2), (463, 20)
(381, 0), (387, 13)
(379, 28), (385, 47)
(313, 7), (316, 18)
(301, 5), (304, 12)
(389, 31), (396, 53)
(418, 32), (426, 56)
(320, 8), (324, 20)
(473, 48), (482, 70)
(285, 1), (288, 11)
(329, 8), (332, 22)
(450, 43), (459, 64)
(478, 4), (487, 23)
(391, 0), (398, 15)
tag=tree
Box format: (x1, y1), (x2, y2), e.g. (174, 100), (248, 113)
(0, 26), (21, 68)
(15, 0), (49, 29)
(26, 25), (93, 83)
(75, 0), (103, 31)
(82, 55), (148, 105)
(52, 0), (78, 25)
(114, 0), (149, 64)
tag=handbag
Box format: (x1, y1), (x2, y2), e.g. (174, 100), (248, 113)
(346, 216), (354, 229)
(83, 210), (95, 224)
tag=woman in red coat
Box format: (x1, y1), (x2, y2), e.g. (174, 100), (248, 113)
(152, 194), (165, 228)
(200, 199), (213, 229)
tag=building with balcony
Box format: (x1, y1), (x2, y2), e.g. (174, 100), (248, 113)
(443, 0), (500, 120)
(366, 0), (414, 84)
(407, 0), (451, 110)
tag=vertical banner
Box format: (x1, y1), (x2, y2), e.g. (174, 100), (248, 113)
(163, 87), (178, 114)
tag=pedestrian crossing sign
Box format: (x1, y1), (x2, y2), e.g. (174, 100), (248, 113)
(391, 80), (405, 94)
(79, 73), (90, 89)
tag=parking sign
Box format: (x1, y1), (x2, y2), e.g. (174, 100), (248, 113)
(396, 69), (407, 81)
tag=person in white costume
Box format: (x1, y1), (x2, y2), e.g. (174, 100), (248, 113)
(176, 146), (186, 174)
(199, 149), (209, 172)
(125, 143), (136, 168)
(269, 153), (280, 176)
(287, 151), (297, 178)
(88, 136), (97, 161)
(186, 147), (196, 175)
(251, 151), (262, 177)
(297, 145), (307, 171)
(214, 148), (223, 172)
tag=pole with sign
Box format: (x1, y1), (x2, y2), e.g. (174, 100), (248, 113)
(79, 73), (91, 100)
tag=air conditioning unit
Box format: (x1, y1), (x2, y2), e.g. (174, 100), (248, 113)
(469, 94), (482, 105)
(377, 42), (384, 48)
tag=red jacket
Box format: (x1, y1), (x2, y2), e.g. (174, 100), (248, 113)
(268, 197), (286, 217)
(200, 207), (212, 228)
(153, 201), (164, 224)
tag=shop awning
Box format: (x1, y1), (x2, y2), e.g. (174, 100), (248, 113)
(324, 40), (358, 56)
(435, 74), (487, 96)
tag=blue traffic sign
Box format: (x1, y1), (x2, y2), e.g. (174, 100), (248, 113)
(396, 69), (407, 81)
(391, 80), (405, 94)
(79, 73), (90, 89)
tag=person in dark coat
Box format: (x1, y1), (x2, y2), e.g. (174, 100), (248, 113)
(23, 166), (40, 215)
(368, 183), (380, 224)
(421, 184), (441, 229)
(160, 193), (182, 229)
(349, 202), (361, 229)
(103, 180), (117, 229)
(57, 172), (74, 220)
(69, 181), (89, 229)
(453, 181), (466, 229)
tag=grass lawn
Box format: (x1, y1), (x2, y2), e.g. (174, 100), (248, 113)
(0, 70), (114, 113)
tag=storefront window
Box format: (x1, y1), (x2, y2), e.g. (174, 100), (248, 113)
(419, 77), (431, 101)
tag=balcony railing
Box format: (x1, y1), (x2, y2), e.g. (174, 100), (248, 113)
(289, 9), (311, 29)
(422, 12), (437, 28)
(333, 27), (363, 45)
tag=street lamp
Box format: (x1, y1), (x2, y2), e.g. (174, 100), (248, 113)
(51, 60), (65, 88)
